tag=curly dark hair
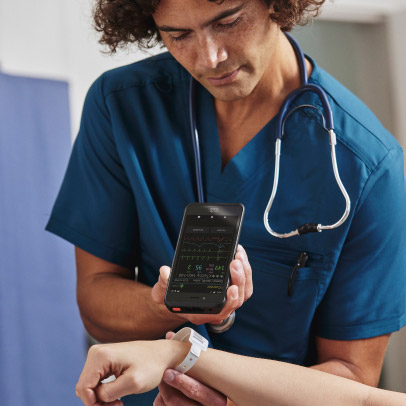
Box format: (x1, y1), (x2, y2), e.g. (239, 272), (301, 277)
(94, 0), (326, 53)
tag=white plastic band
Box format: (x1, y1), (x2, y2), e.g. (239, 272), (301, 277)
(170, 327), (208, 373)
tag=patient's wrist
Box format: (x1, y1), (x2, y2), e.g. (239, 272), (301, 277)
(158, 339), (191, 370)
(169, 327), (209, 373)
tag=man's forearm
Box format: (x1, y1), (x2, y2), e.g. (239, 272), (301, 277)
(308, 334), (391, 387)
(77, 273), (184, 342)
(310, 360), (362, 383)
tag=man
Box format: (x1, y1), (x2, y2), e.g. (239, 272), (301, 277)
(46, 0), (406, 405)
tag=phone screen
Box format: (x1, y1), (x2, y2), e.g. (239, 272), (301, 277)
(169, 213), (239, 295)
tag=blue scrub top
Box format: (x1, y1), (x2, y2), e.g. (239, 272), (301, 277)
(46, 52), (406, 405)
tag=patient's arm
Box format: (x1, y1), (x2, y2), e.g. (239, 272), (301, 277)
(76, 339), (406, 406)
(189, 346), (405, 406)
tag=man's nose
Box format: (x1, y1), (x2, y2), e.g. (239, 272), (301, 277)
(197, 36), (228, 69)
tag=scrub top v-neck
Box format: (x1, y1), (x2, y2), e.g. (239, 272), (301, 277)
(196, 82), (277, 202)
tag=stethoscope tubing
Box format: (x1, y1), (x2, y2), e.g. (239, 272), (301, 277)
(188, 32), (351, 331)
(263, 34), (350, 238)
(189, 76), (204, 203)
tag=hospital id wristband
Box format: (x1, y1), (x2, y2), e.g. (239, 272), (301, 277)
(170, 327), (208, 373)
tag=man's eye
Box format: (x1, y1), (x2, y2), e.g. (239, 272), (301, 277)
(217, 17), (242, 30)
(169, 32), (190, 42)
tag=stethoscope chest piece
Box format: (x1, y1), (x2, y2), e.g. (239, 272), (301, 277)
(206, 311), (236, 333)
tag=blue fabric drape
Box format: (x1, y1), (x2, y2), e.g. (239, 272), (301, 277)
(0, 71), (85, 406)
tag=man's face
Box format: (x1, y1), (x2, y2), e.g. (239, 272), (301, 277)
(153, 0), (279, 102)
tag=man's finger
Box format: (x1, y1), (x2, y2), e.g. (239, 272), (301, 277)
(211, 284), (239, 324)
(229, 259), (245, 308)
(159, 266), (171, 283)
(151, 266), (171, 304)
(166, 331), (176, 340)
(235, 245), (253, 301)
(162, 369), (227, 406)
(153, 393), (166, 406)
(158, 381), (201, 406)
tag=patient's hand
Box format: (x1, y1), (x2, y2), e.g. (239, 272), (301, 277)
(76, 339), (190, 406)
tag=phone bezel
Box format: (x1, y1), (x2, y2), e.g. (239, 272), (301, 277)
(165, 203), (244, 313)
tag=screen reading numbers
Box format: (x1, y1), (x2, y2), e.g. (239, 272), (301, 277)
(170, 214), (238, 294)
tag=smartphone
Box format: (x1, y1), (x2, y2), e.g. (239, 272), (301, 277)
(165, 203), (244, 314)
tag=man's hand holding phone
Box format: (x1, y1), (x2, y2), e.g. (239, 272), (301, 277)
(151, 244), (253, 325)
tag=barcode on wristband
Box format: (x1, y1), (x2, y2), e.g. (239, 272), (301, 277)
(190, 330), (208, 349)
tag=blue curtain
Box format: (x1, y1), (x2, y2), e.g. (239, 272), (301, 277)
(0, 71), (85, 406)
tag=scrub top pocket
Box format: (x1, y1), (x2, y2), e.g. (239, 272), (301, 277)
(209, 241), (328, 364)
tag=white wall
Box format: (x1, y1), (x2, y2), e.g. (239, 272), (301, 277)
(0, 0), (162, 137)
(319, 0), (406, 151)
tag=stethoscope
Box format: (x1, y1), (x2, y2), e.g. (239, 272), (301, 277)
(189, 33), (351, 333)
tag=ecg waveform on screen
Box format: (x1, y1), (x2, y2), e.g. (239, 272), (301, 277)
(184, 235), (232, 243)
(180, 238), (232, 261)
